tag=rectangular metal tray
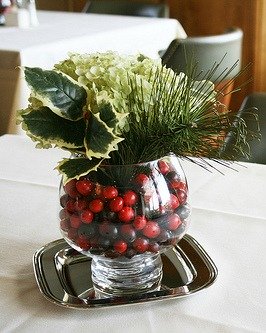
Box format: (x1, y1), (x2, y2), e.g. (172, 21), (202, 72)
(33, 234), (217, 309)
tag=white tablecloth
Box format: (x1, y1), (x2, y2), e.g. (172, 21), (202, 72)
(0, 134), (265, 333)
(0, 10), (186, 136)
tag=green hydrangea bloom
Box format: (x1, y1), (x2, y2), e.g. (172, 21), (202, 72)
(55, 52), (169, 114)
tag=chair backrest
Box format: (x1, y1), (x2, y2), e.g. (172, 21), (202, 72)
(82, 0), (169, 18)
(161, 27), (243, 82)
(222, 92), (266, 164)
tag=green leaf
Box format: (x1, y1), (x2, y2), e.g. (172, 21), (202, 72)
(84, 112), (123, 159)
(97, 99), (128, 133)
(56, 157), (102, 184)
(21, 106), (86, 149)
(97, 100), (119, 128)
(24, 67), (87, 121)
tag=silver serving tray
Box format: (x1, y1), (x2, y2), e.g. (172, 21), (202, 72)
(33, 234), (217, 309)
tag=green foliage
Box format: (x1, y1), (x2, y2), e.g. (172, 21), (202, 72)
(18, 65), (124, 182)
(17, 52), (260, 182)
(24, 67), (87, 121)
(84, 111), (123, 159)
(19, 106), (86, 149)
(56, 157), (102, 184)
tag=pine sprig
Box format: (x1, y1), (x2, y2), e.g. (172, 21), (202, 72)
(108, 68), (259, 166)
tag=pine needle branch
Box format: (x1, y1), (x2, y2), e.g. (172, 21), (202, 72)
(108, 67), (260, 169)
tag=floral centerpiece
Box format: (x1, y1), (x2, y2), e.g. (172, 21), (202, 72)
(17, 51), (258, 296)
(17, 51), (253, 181)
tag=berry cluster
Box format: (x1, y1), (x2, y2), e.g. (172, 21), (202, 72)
(59, 158), (190, 258)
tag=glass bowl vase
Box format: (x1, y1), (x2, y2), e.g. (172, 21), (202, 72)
(59, 154), (191, 297)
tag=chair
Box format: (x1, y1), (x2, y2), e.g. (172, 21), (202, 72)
(82, 0), (169, 18)
(160, 27), (243, 106)
(222, 92), (266, 164)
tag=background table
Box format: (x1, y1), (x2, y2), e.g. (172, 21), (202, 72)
(0, 134), (265, 333)
(0, 10), (186, 136)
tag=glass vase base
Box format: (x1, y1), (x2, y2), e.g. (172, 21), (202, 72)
(91, 253), (163, 297)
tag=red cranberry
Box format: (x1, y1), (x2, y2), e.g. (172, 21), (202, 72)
(133, 237), (149, 253)
(176, 189), (187, 205)
(74, 198), (88, 211)
(80, 209), (94, 224)
(109, 196), (124, 212)
(113, 240), (128, 253)
(60, 218), (70, 232)
(157, 229), (171, 242)
(102, 186), (118, 200)
(70, 214), (82, 228)
(170, 180), (187, 191)
(67, 227), (78, 240)
(76, 179), (94, 196)
(120, 224), (136, 242)
(76, 237), (91, 250)
(158, 160), (170, 175)
(64, 179), (80, 198)
(168, 214), (181, 230)
(123, 190), (138, 206)
(179, 182), (187, 191)
(60, 194), (69, 208)
(118, 206), (135, 223)
(142, 221), (161, 238)
(133, 215), (147, 230)
(89, 199), (104, 213)
(59, 208), (69, 220)
(135, 173), (149, 186)
(148, 242), (160, 252)
(170, 194), (180, 210)
(65, 199), (76, 213)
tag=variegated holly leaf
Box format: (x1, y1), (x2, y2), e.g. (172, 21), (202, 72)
(56, 157), (102, 184)
(84, 111), (123, 159)
(97, 98), (128, 133)
(24, 67), (87, 121)
(20, 106), (86, 149)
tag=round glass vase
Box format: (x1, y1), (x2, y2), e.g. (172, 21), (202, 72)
(59, 154), (191, 297)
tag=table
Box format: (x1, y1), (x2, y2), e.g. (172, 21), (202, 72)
(0, 10), (186, 136)
(1, 134), (265, 333)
